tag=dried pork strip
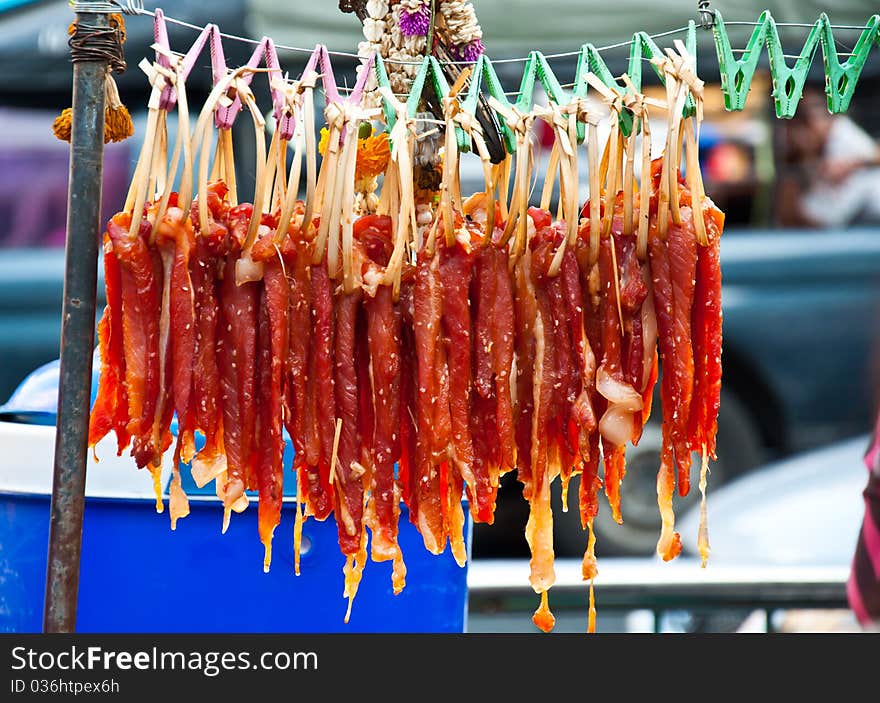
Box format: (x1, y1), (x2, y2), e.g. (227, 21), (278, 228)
(89, 227), (130, 455)
(189, 184), (228, 488)
(411, 250), (447, 553)
(665, 215), (698, 496)
(489, 243), (517, 475)
(155, 203), (198, 527)
(106, 213), (164, 491)
(333, 289), (366, 557)
(217, 205), (259, 521)
(252, 230), (290, 569)
(365, 286), (407, 582)
(438, 238), (479, 512)
(305, 259), (335, 520)
(687, 200), (724, 460)
(397, 276), (418, 522)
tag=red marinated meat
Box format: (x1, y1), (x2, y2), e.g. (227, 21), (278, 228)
(688, 202), (724, 460)
(333, 289), (366, 557)
(105, 212), (164, 473)
(89, 228), (130, 455)
(365, 285), (404, 562)
(411, 250), (446, 553)
(489, 243), (517, 475)
(308, 259), (336, 521)
(155, 207), (198, 467)
(438, 239), (478, 510)
(252, 231), (291, 567)
(217, 205), (259, 514)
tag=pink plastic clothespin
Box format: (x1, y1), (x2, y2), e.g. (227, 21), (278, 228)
(152, 9), (219, 112)
(315, 44), (375, 107)
(262, 39), (297, 140)
(305, 44), (375, 138)
(213, 36), (286, 133)
(151, 9), (174, 109)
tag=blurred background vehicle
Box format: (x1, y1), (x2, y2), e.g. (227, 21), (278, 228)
(679, 434), (867, 567)
(668, 434), (867, 632)
(2, 0), (880, 565)
(470, 438), (868, 633)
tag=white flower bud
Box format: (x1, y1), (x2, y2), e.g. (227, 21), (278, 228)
(403, 35), (426, 54)
(366, 0), (389, 19)
(357, 40), (377, 59)
(363, 18), (386, 42)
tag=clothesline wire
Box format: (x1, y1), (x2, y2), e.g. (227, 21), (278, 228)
(136, 7), (690, 64)
(127, 6), (879, 68)
(127, 8), (880, 66)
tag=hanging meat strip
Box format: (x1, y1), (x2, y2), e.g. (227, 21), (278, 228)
(647, 163), (698, 558)
(365, 286), (407, 583)
(559, 247), (597, 457)
(281, 231), (322, 510)
(665, 218), (698, 496)
(332, 288), (365, 554)
(471, 242), (507, 522)
(573, 228), (605, 579)
(411, 248), (449, 554)
(251, 223), (291, 570)
(687, 193), (724, 461)
(649, 218), (682, 561)
(189, 181), (229, 489)
(154, 200), (198, 528)
(106, 211), (167, 506)
(438, 227), (481, 522)
(513, 241), (538, 504)
(514, 208), (561, 633)
(89, 227), (130, 456)
(683, 186), (725, 567)
(307, 259), (337, 521)
(635, 255), (660, 447)
(397, 273), (419, 523)
(594, 195), (646, 525)
(357, 214), (406, 589)
(216, 204), (259, 527)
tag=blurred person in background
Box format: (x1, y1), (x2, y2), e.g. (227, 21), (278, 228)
(776, 86), (880, 229)
(848, 415), (880, 631)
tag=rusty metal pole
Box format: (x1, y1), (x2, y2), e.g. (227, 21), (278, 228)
(43, 8), (109, 633)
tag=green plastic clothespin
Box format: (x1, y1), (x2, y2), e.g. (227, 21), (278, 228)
(714, 10), (822, 118)
(628, 21), (698, 118)
(461, 51), (572, 157)
(820, 13), (879, 114)
(374, 54), (451, 150)
(406, 55), (451, 120)
(374, 54), (397, 129)
(510, 50), (571, 125)
(456, 54), (516, 155)
(712, 10), (770, 112)
(573, 43), (634, 137)
(765, 13), (822, 118)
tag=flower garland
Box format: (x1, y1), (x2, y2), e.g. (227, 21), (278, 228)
(353, 1), (485, 211)
(356, 0), (485, 104)
(438, 1), (484, 62)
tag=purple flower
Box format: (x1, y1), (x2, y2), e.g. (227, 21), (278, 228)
(450, 38), (484, 63)
(399, 4), (431, 36)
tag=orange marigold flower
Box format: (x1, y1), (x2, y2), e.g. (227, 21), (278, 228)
(356, 132), (391, 181)
(318, 127), (331, 156)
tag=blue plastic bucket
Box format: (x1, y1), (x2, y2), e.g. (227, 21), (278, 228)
(0, 360), (470, 633)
